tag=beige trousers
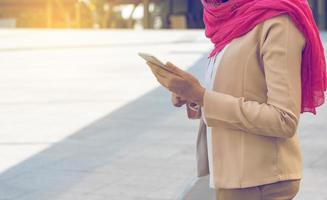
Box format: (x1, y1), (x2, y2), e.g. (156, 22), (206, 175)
(216, 180), (301, 200)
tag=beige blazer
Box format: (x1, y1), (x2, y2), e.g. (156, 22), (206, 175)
(196, 14), (306, 189)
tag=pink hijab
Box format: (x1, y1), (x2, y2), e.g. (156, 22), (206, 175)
(203, 0), (327, 114)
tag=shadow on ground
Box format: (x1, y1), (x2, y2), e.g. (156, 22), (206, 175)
(0, 53), (209, 200)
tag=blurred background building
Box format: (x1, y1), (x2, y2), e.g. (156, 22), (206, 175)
(308, 0), (327, 29)
(0, 0), (204, 29)
(0, 0), (325, 29)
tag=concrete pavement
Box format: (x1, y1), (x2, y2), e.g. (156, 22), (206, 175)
(0, 29), (210, 200)
(0, 29), (326, 200)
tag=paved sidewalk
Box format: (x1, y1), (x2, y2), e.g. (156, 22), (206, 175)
(0, 29), (211, 200)
(0, 30), (327, 200)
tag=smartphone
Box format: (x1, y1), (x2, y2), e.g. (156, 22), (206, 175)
(138, 52), (174, 73)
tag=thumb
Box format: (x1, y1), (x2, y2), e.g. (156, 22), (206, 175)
(166, 62), (187, 77)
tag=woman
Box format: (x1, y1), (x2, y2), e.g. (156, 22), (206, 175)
(146, 0), (327, 199)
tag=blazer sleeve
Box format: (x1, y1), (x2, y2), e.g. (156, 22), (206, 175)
(202, 15), (306, 138)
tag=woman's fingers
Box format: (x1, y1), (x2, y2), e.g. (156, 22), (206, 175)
(147, 63), (170, 87)
(172, 93), (187, 107)
(146, 62), (170, 78)
(147, 60), (204, 105)
(146, 61), (203, 105)
(150, 67), (167, 79)
(165, 62), (189, 78)
(147, 61), (183, 92)
(149, 68), (168, 87)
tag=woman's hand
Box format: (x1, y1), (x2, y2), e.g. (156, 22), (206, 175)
(172, 93), (187, 107)
(146, 61), (205, 106)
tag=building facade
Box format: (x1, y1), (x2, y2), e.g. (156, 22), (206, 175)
(0, 0), (87, 28)
(308, 0), (327, 29)
(0, 0), (326, 29)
